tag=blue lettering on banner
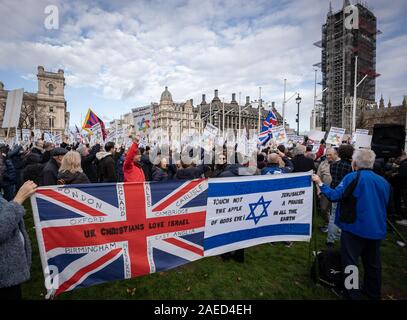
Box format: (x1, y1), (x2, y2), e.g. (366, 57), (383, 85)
(204, 223), (310, 250)
(207, 175), (311, 197)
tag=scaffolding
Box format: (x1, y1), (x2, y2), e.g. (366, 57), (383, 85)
(318, 2), (379, 133)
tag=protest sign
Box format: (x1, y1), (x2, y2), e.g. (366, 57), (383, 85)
(2, 88), (24, 129)
(21, 129), (31, 145)
(271, 125), (287, 145)
(34, 129), (42, 140)
(133, 106), (152, 135)
(354, 133), (372, 149)
(308, 130), (326, 142)
(54, 133), (62, 146)
(326, 127), (345, 145)
(44, 131), (53, 143)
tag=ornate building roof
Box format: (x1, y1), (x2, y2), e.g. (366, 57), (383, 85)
(160, 86), (173, 104)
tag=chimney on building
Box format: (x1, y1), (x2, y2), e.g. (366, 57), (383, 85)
(201, 94), (206, 104)
(215, 89), (218, 98)
(271, 101), (275, 109)
(190, 99), (193, 106)
(245, 96), (250, 105)
(231, 93), (237, 104)
(388, 99), (392, 108)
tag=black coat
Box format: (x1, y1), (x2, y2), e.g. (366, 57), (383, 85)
(57, 171), (90, 185)
(81, 145), (100, 183)
(151, 166), (169, 182)
(96, 153), (118, 183)
(292, 155), (316, 173)
(175, 165), (207, 180)
(42, 158), (59, 186)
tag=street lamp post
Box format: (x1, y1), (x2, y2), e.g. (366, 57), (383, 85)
(295, 94), (302, 135)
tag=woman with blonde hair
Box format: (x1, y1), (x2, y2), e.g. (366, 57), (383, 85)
(57, 151), (90, 185)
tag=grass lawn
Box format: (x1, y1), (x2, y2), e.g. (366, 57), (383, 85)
(21, 202), (407, 300)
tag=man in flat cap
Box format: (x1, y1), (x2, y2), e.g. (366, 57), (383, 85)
(42, 147), (68, 186)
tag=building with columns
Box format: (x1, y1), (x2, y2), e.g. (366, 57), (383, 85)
(0, 65), (69, 138)
(132, 87), (200, 141)
(198, 89), (282, 133)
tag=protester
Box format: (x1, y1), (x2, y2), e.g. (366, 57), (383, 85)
(315, 139), (326, 161)
(0, 175), (37, 300)
(25, 139), (44, 165)
(390, 152), (407, 226)
(96, 142), (118, 183)
(0, 144), (17, 201)
(305, 145), (316, 160)
(152, 157), (170, 182)
(175, 160), (208, 180)
(316, 148), (338, 232)
(123, 137), (145, 183)
(141, 146), (153, 181)
(42, 147), (68, 186)
(7, 144), (25, 189)
(57, 151), (90, 185)
(41, 142), (55, 164)
(326, 144), (354, 246)
(312, 149), (391, 300)
(261, 150), (294, 175)
(291, 145), (315, 172)
(77, 143), (100, 183)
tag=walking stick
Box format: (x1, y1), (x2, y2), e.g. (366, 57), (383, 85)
(387, 218), (407, 246)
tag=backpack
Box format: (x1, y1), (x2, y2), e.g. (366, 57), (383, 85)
(311, 249), (344, 289)
(339, 170), (361, 224)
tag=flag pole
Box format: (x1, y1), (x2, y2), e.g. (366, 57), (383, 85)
(258, 87), (262, 134)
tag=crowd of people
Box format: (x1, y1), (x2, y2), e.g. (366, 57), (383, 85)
(0, 133), (406, 300)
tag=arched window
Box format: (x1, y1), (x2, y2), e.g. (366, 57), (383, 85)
(48, 84), (54, 96)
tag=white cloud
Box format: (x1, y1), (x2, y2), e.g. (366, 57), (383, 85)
(0, 0), (405, 130)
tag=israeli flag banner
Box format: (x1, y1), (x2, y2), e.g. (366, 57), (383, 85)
(204, 172), (313, 256)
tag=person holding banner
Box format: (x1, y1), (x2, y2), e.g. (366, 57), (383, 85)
(0, 176), (37, 300)
(312, 149), (391, 300)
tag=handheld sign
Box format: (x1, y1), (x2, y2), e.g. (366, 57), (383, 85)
(326, 127), (345, 145)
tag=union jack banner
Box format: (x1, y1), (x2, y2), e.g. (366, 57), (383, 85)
(31, 179), (208, 297)
(258, 110), (278, 145)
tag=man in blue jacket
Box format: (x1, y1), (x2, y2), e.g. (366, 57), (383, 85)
(312, 149), (391, 300)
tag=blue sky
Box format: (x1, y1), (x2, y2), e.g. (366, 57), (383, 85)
(0, 0), (406, 130)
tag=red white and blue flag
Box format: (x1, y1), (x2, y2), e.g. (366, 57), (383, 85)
(31, 179), (208, 297)
(258, 110), (278, 145)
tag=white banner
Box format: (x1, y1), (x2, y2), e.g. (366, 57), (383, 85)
(133, 106), (152, 135)
(2, 88), (24, 128)
(326, 127), (346, 145)
(271, 125), (287, 145)
(204, 172), (313, 256)
(21, 128), (31, 145)
(308, 130), (326, 142)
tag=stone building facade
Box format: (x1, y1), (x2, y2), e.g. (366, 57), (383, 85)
(199, 89), (282, 133)
(146, 87), (200, 139)
(359, 95), (407, 133)
(0, 66), (69, 138)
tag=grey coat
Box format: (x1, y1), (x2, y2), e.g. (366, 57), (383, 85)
(0, 195), (32, 288)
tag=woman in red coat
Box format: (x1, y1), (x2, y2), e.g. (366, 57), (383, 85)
(123, 137), (145, 182)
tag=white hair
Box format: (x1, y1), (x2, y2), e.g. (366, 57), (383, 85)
(292, 145), (306, 157)
(352, 149), (376, 169)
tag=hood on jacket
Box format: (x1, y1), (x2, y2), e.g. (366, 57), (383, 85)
(96, 151), (112, 161)
(57, 170), (87, 184)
